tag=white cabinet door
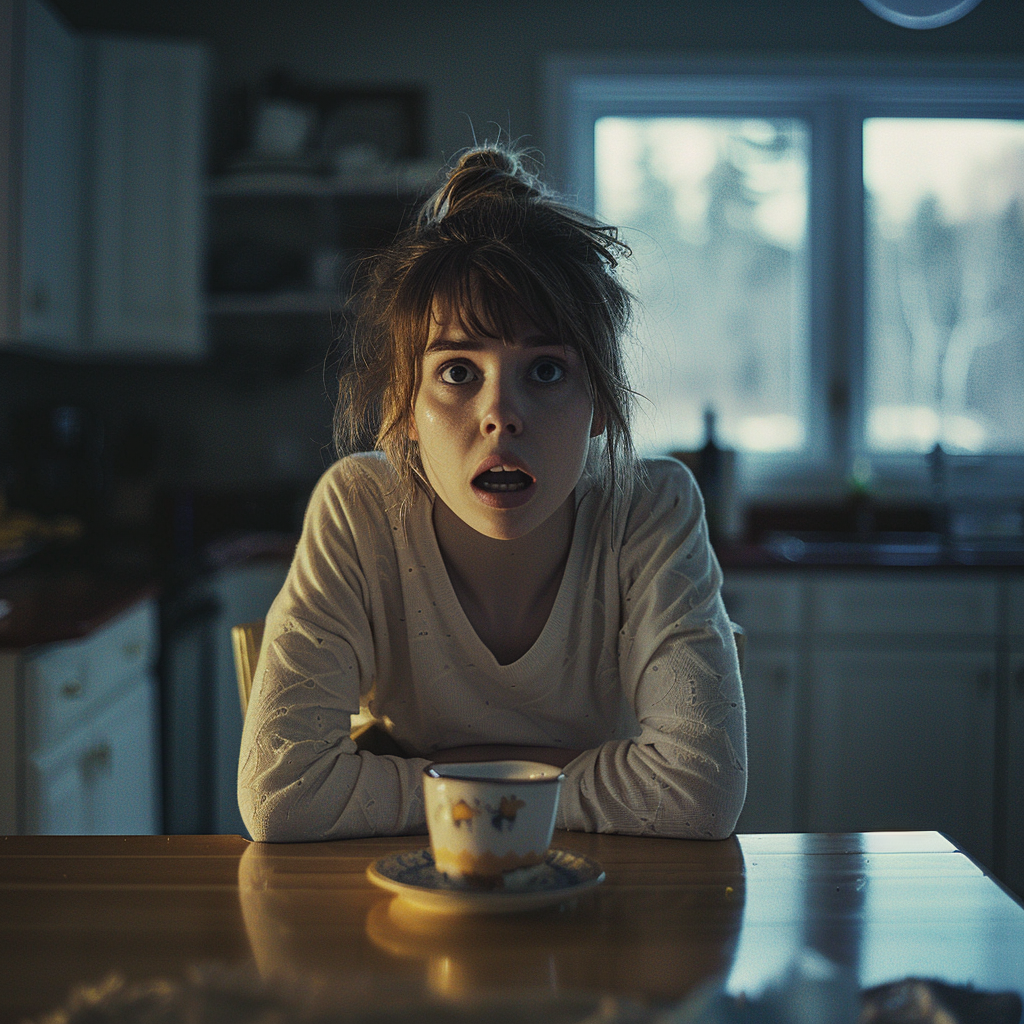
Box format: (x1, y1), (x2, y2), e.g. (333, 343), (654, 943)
(721, 571), (804, 638)
(735, 643), (800, 833)
(1005, 651), (1024, 900)
(19, 0), (83, 349)
(87, 35), (206, 356)
(721, 571), (803, 833)
(807, 647), (996, 865)
(23, 598), (157, 754)
(26, 676), (159, 835)
(811, 573), (998, 639)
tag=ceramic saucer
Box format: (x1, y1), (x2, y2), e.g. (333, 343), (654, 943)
(366, 848), (605, 914)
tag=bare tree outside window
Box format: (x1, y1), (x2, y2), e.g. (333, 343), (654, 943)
(865, 118), (1024, 454)
(595, 117), (810, 455)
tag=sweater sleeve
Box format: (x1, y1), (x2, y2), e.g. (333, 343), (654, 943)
(237, 463), (430, 841)
(556, 460), (747, 838)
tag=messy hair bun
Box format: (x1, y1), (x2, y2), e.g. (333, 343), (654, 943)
(421, 148), (543, 224)
(336, 143), (636, 512)
(419, 146), (628, 274)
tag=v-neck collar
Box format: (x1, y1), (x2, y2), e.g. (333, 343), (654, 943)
(410, 488), (591, 675)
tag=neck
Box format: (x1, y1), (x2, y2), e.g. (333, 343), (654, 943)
(432, 495), (576, 664)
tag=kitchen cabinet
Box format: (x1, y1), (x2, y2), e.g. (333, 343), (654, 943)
(721, 573), (804, 833)
(26, 680), (157, 834)
(1005, 579), (1024, 899)
(722, 568), (1019, 892)
(0, 0), (207, 356)
(735, 643), (801, 833)
(0, 595), (160, 834)
(1003, 650), (1023, 897)
(162, 557), (290, 838)
(17, 0), (84, 349)
(806, 574), (998, 866)
(205, 166), (434, 361)
(87, 36), (207, 355)
(807, 646), (995, 861)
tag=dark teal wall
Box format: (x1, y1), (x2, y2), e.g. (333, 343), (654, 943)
(50, 0), (1024, 163)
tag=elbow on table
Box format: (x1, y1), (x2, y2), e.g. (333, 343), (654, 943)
(238, 772), (348, 843)
(657, 768), (747, 841)
(698, 816), (740, 841)
(238, 787), (312, 843)
(237, 742), (367, 842)
(239, 792), (361, 843)
(647, 807), (740, 841)
(237, 755), (422, 842)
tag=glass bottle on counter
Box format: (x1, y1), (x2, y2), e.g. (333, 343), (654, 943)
(698, 406), (725, 547)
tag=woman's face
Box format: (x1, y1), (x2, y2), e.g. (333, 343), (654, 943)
(409, 312), (602, 541)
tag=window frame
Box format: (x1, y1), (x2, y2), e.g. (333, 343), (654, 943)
(544, 56), (1024, 502)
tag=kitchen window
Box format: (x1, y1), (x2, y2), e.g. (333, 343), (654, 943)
(545, 59), (1024, 501)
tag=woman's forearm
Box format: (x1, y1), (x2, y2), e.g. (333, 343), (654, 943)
(430, 744), (584, 768)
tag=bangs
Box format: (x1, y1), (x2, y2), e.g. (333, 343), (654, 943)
(396, 245), (575, 355)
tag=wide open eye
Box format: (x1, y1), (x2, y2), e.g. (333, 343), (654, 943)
(439, 362), (478, 385)
(529, 359), (565, 384)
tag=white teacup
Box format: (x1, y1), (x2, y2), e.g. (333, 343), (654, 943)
(423, 761), (564, 887)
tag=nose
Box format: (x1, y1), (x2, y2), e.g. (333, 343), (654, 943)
(479, 377), (524, 436)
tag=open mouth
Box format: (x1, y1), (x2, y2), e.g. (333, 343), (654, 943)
(473, 467), (535, 493)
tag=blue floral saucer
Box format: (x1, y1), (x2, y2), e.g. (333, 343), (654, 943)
(366, 848), (605, 914)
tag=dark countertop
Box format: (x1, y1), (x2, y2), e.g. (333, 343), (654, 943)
(717, 534), (1024, 570)
(0, 570), (158, 650)
(2, 527), (1022, 652)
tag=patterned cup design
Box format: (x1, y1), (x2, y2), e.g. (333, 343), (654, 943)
(423, 761), (564, 886)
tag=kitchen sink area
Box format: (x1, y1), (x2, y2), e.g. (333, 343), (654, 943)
(762, 531), (1024, 567)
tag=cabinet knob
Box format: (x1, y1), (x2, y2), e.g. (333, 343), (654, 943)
(123, 642), (142, 659)
(27, 283), (49, 314)
(976, 668), (993, 695)
(61, 682), (83, 699)
(80, 742), (112, 782)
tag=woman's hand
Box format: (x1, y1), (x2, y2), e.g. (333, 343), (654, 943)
(430, 744), (583, 768)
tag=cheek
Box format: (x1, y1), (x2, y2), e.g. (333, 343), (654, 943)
(550, 390), (597, 444)
(409, 398), (462, 464)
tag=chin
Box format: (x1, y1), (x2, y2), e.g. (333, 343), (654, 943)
(471, 520), (534, 542)
(466, 509), (545, 542)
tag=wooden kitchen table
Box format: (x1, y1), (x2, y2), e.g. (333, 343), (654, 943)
(1, 830), (1022, 1023)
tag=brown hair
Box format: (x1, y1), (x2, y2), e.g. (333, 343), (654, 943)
(334, 145), (637, 508)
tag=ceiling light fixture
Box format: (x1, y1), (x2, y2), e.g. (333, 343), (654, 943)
(858, 0), (984, 28)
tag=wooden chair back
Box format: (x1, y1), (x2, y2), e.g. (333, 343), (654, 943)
(232, 620), (265, 715)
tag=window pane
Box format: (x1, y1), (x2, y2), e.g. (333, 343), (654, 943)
(595, 117), (810, 453)
(865, 118), (1024, 454)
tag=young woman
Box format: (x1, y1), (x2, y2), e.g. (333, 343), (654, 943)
(237, 146), (746, 842)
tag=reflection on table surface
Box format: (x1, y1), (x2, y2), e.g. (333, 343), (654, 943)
(239, 833), (744, 1002)
(2, 830), (1023, 1024)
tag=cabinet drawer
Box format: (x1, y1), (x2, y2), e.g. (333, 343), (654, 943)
(720, 572), (804, 636)
(25, 674), (159, 835)
(24, 599), (157, 752)
(811, 574), (997, 637)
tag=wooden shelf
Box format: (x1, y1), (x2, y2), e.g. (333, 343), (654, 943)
(207, 162), (439, 199)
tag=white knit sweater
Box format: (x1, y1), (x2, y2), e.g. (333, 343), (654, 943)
(238, 453), (746, 841)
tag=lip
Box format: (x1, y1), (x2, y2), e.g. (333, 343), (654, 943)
(472, 453), (535, 480)
(471, 452), (537, 509)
